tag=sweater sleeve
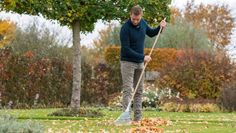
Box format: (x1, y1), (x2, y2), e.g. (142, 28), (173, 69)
(146, 25), (162, 37)
(120, 26), (144, 60)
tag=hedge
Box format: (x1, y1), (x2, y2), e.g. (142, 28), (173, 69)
(0, 47), (72, 108)
(104, 46), (177, 71)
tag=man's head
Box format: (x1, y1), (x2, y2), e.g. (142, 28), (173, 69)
(130, 5), (143, 26)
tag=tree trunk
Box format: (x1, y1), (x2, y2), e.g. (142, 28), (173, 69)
(70, 20), (81, 109)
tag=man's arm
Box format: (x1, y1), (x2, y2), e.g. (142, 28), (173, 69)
(120, 27), (144, 60)
(146, 19), (166, 37)
(146, 25), (161, 37)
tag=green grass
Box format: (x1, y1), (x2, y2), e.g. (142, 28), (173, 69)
(0, 108), (236, 133)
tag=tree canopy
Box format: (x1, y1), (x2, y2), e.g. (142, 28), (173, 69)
(1, 0), (171, 32)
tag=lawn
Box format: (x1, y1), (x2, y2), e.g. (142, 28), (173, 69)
(0, 108), (235, 133)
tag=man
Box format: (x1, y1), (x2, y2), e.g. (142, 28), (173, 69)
(120, 5), (166, 121)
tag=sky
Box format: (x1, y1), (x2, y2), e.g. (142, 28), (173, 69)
(0, 0), (235, 48)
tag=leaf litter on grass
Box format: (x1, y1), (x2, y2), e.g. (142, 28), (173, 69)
(128, 118), (172, 133)
(45, 118), (172, 133)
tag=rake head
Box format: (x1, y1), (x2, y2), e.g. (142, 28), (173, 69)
(114, 110), (132, 125)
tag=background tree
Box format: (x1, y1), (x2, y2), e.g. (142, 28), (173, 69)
(0, 0), (170, 109)
(156, 18), (212, 51)
(145, 1), (234, 49)
(183, 1), (234, 48)
(170, 7), (181, 24)
(96, 18), (212, 51)
(9, 21), (72, 61)
(0, 20), (16, 48)
(92, 23), (120, 65)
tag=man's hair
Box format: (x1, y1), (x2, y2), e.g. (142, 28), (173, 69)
(130, 5), (143, 16)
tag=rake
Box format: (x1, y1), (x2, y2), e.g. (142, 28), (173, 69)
(114, 18), (166, 125)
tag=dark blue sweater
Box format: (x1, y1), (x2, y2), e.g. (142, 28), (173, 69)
(120, 19), (161, 63)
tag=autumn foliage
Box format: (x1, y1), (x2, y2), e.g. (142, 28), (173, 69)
(105, 46), (236, 100)
(157, 50), (235, 99)
(81, 63), (122, 105)
(0, 46), (124, 108)
(0, 47), (72, 108)
(172, 1), (235, 47)
(104, 46), (177, 71)
(0, 20), (16, 48)
(130, 118), (172, 133)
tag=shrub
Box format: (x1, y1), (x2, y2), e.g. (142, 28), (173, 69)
(0, 47), (72, 108)
(48, 107), (104, 117)
(157, 50), (235, 99)
(161, 102), (178, 112)
(218, 74), (236, 112)
(105, 46), (177, 71)
(0, 46), (123, 108)
(142, 89), (159, 108)
(108, 82), (177, 110)
(81, 63), (122, 105)
(176, 104), (189, 112)
(160, 98), (220, 112)
(189, 103), (220, 113)
(161, 102), (220, 112)
(0, 115), (44, 133)
(107, 83), (180, 109)
(142, 83), (180, 108)
(107, 93), (122, 108)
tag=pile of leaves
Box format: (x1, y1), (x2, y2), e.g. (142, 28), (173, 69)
(130, 118), (172, 133)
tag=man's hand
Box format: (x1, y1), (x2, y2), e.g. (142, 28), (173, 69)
(160, 19), (166, 28)
(144, 55), (152, 62)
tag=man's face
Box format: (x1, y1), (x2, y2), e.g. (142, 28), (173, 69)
(130, 13), (142, 26)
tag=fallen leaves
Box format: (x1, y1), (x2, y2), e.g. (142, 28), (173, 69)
(130, 126), (164, 133)
(130, 118), (172, 133)
(132, 118), (172, 126)
(46, 117), (172, 132)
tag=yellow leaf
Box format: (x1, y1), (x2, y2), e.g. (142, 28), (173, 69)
(0, 20), (16, 48)
(60, 17), (64, 21)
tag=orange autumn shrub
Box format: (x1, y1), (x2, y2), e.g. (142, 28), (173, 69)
(0, 47), (72, 108)
(157, 50), (235, 99)
(104, 46), (177, 71)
